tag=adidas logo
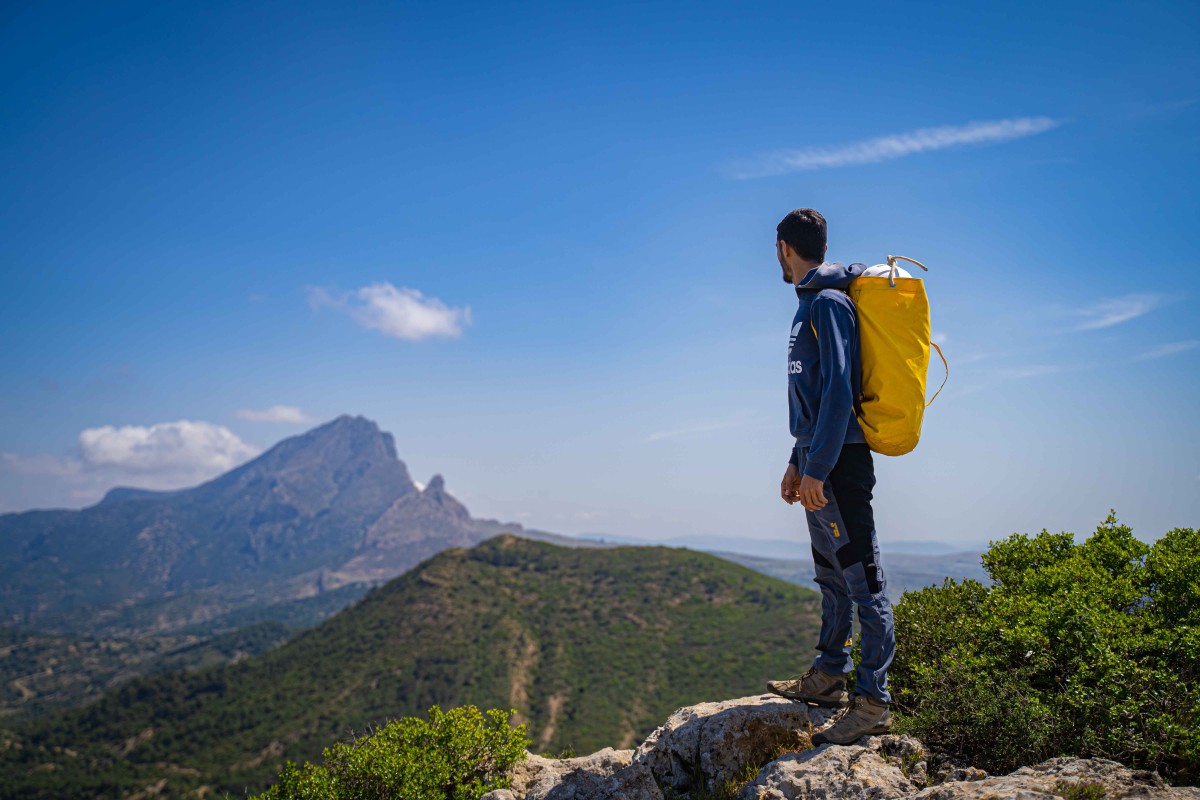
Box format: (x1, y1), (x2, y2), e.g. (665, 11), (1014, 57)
(789, 321), (804, 351)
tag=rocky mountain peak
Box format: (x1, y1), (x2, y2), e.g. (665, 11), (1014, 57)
(258, 414), (398, 469)
(0, 416), (548, 637)
(195, 414), (414, 501)
(96, 415), (404, 508)
(297, 414), (400, 463)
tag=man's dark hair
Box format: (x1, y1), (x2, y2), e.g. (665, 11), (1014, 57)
(776, 208), (827, 263)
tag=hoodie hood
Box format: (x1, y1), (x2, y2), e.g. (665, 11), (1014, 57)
(795, 261), (867, 292)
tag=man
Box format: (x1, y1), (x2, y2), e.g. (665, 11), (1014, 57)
(766, 208), (896, 745)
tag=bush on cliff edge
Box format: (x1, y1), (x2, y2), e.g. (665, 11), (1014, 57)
(250, 705), (530, 800)
(891, 512), (1199, 784)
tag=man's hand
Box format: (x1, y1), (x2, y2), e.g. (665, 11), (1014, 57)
(798, 474), (828, 511)
(781, 464), (801, 505)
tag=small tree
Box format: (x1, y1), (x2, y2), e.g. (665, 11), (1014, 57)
(252, 705), (530, 800)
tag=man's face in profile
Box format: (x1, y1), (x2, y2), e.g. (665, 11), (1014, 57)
(777, 239), (792, 284)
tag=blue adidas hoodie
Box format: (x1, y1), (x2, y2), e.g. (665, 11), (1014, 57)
(786, 261), (868, 483)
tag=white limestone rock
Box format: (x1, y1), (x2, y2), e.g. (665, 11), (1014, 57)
(739, 735), (926, 800)
(508, 747), (661, 800)
(480, 791), (517, 800)
(633, 693), (834, 795)
(908, 757), (1200, 800)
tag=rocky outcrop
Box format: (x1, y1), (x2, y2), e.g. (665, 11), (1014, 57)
(499, 694), (1200, 800)
(739, 734), (928, 800)
(634, 694), (835, 794)
(498, 747), (662, 800)
(906, 758), (1200, 800)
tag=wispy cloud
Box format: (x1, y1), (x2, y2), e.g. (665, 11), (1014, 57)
(307, 282), (471, 340)
(1120, 97), (1199, 122)
(954, 352), (993, 366)
(234, 405), (315, 424)
(1137, 340), (1200, 360)
(1072, 293), (1169, 330)
(729, 116), (1061, 178)
(991, 365), (1061, 380)
(644, 419), (744, 443)
(949, 363), (1064, 399)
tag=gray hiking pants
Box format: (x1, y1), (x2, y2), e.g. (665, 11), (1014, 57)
(797, 442), (895, 703)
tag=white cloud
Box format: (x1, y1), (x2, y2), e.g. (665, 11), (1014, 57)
(947, 363), (1062, 399)
(954, 352), (993, 366)
(78, 420), (259, 475)
(1, 420), (261, 510)
(992, 365), (1061, 380)
(645, 419), (742, 443)
(307, 282), (470, 340)
(729, 116), (1061, 178)
(1137, 340), (1200, 360)
(932, 331), (949, 345)
(1073, 293), (1168, 330)
(234, 405), (315, 424)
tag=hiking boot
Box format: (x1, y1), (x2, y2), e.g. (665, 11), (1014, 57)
(811, 693), (892, 745)
(766, 667), (849, 707)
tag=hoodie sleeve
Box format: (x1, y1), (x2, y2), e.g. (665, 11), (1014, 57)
(803, 294), (857, 483)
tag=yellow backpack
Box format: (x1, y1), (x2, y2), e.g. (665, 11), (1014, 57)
(847, 255), (948, 456)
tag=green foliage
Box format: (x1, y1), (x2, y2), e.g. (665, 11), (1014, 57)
(898, 748), (923, 779)
(1, 537), (823, 799)
(1053, 780), (1107, 800)
(892, 512), (1200, 785)
(0, 622), (293, 721)
(251, 705), (529, 800)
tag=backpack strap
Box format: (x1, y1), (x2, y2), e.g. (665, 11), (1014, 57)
(926, 341), (949, 407)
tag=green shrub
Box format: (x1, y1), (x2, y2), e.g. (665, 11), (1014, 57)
(891, 513), (1199, 785)
(1053, 780), (1107, 800)
(250, 705), (530, 800)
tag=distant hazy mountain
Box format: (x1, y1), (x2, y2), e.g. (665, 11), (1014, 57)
(5, 535), (824, 800)
(0, 415), (571, 637)
(576, 532), (986, 559)
(715, 550), (989, 599)
(575, 534), (988, 596)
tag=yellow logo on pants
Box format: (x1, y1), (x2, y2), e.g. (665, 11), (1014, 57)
(831, 522), (841, 538)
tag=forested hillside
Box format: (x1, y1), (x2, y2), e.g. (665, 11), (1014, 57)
(1, 536), (823, 800)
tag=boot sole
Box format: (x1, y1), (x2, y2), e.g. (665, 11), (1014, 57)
(811, 723), (893, 746)
(799, 697), (850, 708)
(766, 688), (849, 708)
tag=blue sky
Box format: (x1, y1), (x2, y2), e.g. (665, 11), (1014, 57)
(2, 0), (1197, 551)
